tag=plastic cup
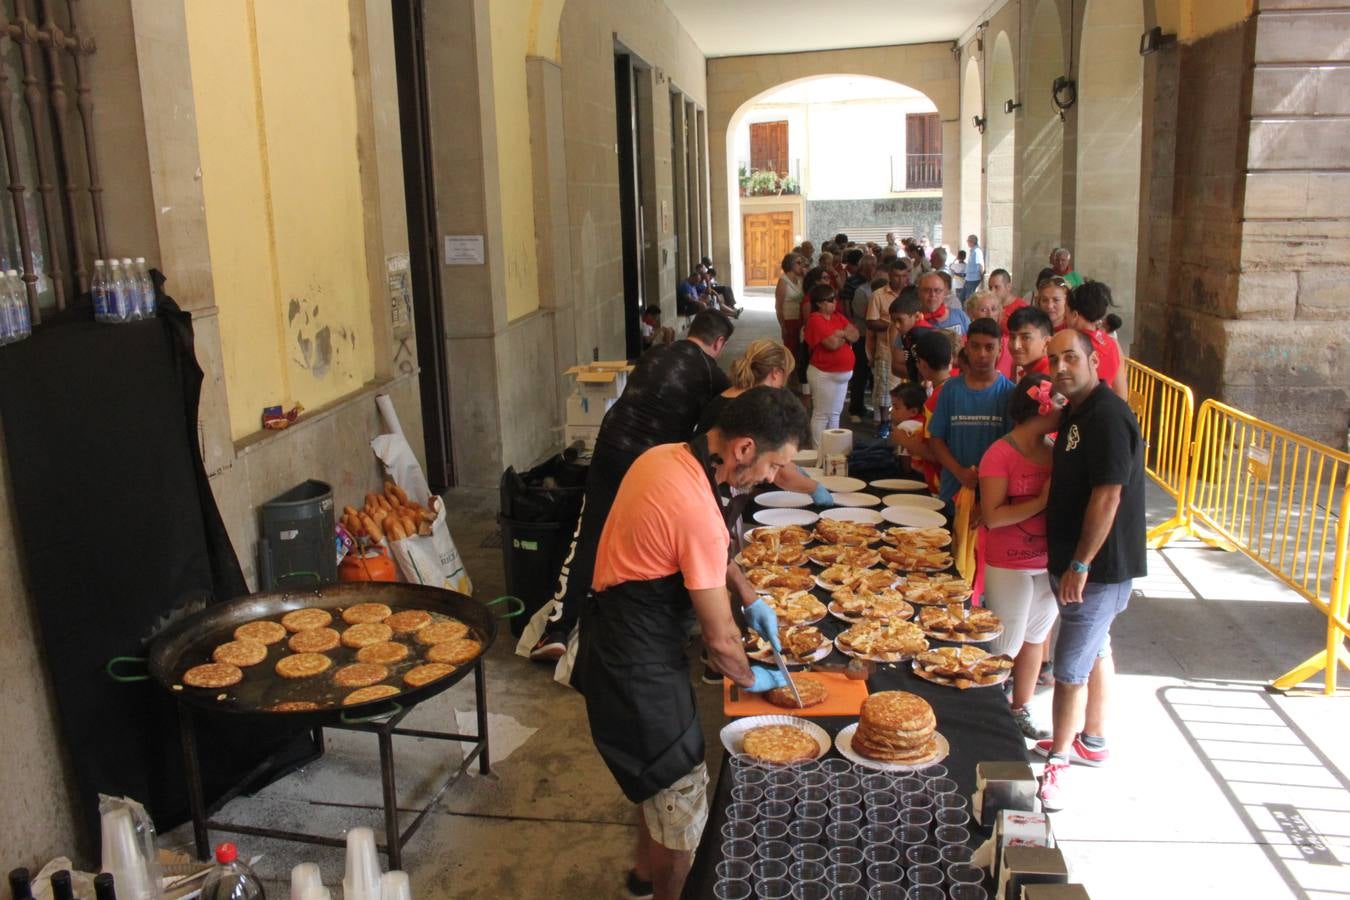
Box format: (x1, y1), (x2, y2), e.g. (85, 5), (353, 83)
(946, 864), (984, 887)
(866, 862), (905, 886)
(100, 808), (153, 900)
(733, 785), (766, 805)
(934, 793), (968, 812)
(765, 786), (797, 804)
(789, 820), (824, 846)
(896, 776), (924, 795)
(724, 838), (756, 862)
(714, 879), (752, 900)
(728, 802), (758, 823)
(801, 771), (830, 789)
(729, 752), (760, 772)
(860, 824), (894, 848)
(755, 820), (790, 844)
(832, 773), (862, 793)
(905, 887), (944, 900)
(830, 887), (868, 900)
(788, 860), (826, 883)
(865, 790), (897, 812)
(868, 887), (906, 900)
(379, 872), (410, 900)
(798, 786), (829, 804)
(793, 885), (831, 900)
(899, 808), (932, 829)
(939, 845), (973, 866)
(821, 758), (853, 776)
(908, 864), (942, 888)
(757, 841), (792, 866)
(724, 821), (756, 842)
(935, 809), (970, 830)
(829, 805), (863, 827)
(917, 764), (947, 781)
(758, 879), (792, 900)
(862, 774), (893, 792)
(752, 858), (788, 881)
(926, 777), (957, 797)
(862, 842), (899, 866)
(826, 821), (860, 850)
(824, 864), (863, 887)
(763, 801), (794, 823)
(948, 886), (988, 900)
(828, 845), (864, 868)
(834, 788), (863, 808)
(796, 801), (830, 823)
(905, 845), (941, 868)
(866, 806), (901, 828)
(895, 825), (928, 852)
(900, 792), (933, 811)
(793, 842), (829, 865)
(790, 758), (821, 776)
(716, 860), (753, 882)
(736, 767), (768, 789)
(343, 827), (381, 900)
(934, 825), (970, 848)
(291, 864), (323, 900)
(768, 769), (798, 788)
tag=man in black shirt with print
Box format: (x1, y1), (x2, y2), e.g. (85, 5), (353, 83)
(1034, 329), (1146, 811)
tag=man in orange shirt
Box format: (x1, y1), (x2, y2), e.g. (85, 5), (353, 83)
(576, 387), (806, 900)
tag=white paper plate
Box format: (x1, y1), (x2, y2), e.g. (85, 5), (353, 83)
(720, 715), (833, 760)
(881, 493), (946, 511)
(831, 492), (882, 508)
(792, 449), (821, 466)
(881, 506), (948, 527)
(835, 724), (950, 772)
(910, 658), (1012, 689)
(870, 478), (927, 492)
(757, 490), (816, 508)
(753, 508), (821, 527)
(819, 507), (885, 525)
(818, 475), (865, 493)
(799, 466), (825, 480)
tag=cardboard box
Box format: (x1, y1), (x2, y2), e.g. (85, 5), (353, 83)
(566, 392), (615, 427)
(565, 362), (634, 401)
(975, 761), (1039, 826)
(992, 810), (1054, 888)
(564, 423), (601, 454)
(1022, 885), (1090, 900)
(999, 846), (1067, 900)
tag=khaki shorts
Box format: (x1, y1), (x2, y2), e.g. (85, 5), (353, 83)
(641, 762), (710, 851)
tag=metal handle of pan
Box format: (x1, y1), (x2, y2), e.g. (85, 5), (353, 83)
(340, 701), (403, 725)
(486, 595), (526, 619)
(106, 656), (151, 683)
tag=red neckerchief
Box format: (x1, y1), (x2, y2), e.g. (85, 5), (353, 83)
(1015, 356), (1051, 380)
(924, 303), (948, 327)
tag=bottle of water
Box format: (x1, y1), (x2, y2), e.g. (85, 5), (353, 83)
(200, 844), (265, 900)
(120, 258), (139, 321)
(108, 259), (126, 322)
(0, 272), (14, 345)
(7, 270), (30, 340)
(134, 257), (156, 318)
(92, 258), (109, 321)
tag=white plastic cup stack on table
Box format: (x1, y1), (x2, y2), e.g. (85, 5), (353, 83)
(380, 871), (413, 900)
(290, 863), (323, 900)
(343, 827), (382, 900)
(98, 807), (154, 900)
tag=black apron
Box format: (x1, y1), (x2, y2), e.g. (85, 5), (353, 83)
(575, 436), (727, 804)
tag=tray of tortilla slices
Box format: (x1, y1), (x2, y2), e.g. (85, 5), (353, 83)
(722, 670), (870, 718)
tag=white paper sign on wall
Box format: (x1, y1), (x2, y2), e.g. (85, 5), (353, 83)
(443, 234), (485, 265)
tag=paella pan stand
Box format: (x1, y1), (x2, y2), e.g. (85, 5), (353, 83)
(177, 658), (488, 871)
(134, 580), (511, 871)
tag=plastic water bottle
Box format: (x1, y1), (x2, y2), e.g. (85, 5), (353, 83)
(6, 271), (29, 340)
(134, 257), (156, 318)
(0, 273), (13, 345)
(108, 259), (127, 322)
(92, 258), (109, 321)
(120, 258), (139, 320)
(200, 843), (266, 900)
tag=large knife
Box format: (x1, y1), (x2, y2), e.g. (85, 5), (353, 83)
(770, 644), (803, 708)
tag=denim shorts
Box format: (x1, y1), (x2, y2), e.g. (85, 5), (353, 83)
(1050, 577), (1133, 685)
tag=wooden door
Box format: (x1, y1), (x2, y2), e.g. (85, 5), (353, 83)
(750, 120), (789, 177)
(743, 212), (793, 286)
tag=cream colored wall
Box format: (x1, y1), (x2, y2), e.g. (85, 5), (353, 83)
(185, 0), (376, 440)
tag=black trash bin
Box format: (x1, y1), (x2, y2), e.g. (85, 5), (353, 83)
(498, 455), (587, 636)
(258, 479), (337, 589)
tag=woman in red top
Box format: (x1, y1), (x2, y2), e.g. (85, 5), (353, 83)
(803, 283), (859, 449)
(1066, 281), (1129, 399)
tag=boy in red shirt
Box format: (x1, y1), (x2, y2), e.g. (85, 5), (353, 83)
(893, 329), (954, 495)
(1007, 306), (1054, 380)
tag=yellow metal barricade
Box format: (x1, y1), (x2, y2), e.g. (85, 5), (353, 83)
(1184, 399), (1350, 694)
(1125, 359), (1206, 548)
(952, 487), (979, 583)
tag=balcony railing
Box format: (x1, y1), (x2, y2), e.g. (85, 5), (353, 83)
(905, 153), (942, 190)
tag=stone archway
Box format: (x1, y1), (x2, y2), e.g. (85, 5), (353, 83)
(1018, 0), (1066, 291)
(960, 56), (983, 246)
(985, 31), (1016, 280)
(1074, 0), (1144, 345)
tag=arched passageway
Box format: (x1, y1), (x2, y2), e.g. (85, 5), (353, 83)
(1018, 0), (1066, 291)
(1074, 0), (1144, 343)
(985, 31), (1017, 278)
(959, 56), (983, 246)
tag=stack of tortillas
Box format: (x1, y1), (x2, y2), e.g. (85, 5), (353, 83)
(852, 690), (937, 763)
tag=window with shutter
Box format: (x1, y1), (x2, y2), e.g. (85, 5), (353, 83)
(904, 113), (942, 190)
(749, 120), (788, 178)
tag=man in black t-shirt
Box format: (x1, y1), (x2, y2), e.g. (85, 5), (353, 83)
(1034, 329), (1146, 811)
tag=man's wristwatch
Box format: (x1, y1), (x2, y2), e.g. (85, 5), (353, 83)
(1069, 559), (1091, 574)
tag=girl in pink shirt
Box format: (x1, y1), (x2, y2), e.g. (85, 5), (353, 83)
(978, 373), (1064, 739)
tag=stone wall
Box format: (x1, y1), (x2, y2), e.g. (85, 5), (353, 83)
(803, 197), (944, 246)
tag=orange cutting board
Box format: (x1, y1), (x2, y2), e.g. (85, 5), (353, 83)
(722, 672), (870, 718)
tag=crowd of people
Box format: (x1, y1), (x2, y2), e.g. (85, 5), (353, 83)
(511, 235), (1145, 900)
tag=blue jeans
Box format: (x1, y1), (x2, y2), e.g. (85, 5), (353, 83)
(1050, 577), (1133, 685)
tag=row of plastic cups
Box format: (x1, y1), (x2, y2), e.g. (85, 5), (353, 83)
(713, 881), (989, 900)
(712, 860), (987, 899)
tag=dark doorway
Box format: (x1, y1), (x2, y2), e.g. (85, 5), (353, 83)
(614, 53), (644, 360)
(392, 0), (454, 489)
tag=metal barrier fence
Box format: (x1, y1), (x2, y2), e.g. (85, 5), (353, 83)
(1125, 359), (1204, 549)
(1184, 399), (1350, 694)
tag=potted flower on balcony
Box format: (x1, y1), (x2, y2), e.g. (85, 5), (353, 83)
(748, 169), (780, 196)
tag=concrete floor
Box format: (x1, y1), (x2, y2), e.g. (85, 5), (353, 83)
(160, 298), (1350, 899)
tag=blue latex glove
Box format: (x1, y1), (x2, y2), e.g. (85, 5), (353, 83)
(747, 665), (789, 693)
(811, 482), (835, 507)
(743, 598), (781, 652)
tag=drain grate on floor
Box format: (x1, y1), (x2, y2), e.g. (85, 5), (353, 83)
(480, 528), (502, 549)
